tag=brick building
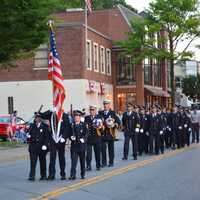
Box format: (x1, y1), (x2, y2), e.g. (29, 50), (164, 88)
(0, 5), (170, 119)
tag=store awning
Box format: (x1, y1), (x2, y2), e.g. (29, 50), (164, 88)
(145, 86), (170, 97)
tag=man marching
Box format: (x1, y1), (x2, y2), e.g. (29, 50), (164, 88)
(85, 105), (103, 171)
(69, 110), (88, 180)
(122, 103), (140, 160)
(39, 110), (71, 180)
(99, 99), (120, 167)
(27, 113), (49, 181)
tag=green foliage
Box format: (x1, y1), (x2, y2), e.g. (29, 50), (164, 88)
(0, 0), (60, 67)
(118, 0), (200, 105)
(182, 75), (200, 99)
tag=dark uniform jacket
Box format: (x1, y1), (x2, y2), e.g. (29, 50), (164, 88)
(39, 110), (70, 143)
(85, 115), (102, 144)
(171, 112), (182, 131)
(28, 122), (49, 153)
(69, 122), (88, 152)
(149, 113), (160, 135)
(99, 110), (121, 141)
(122, 111), (140, 136)
(182, 113), (192, 130)
(139, 114), (149, 133)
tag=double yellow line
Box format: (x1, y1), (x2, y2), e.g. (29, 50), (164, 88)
(30, 143), (200, 200)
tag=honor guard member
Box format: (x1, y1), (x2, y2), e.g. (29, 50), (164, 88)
(99, 99), (121, 167)
(27, 113), (49, 181)
(149, 106), (160, 155)
(138, 107), (148, 156)
(182, 109), (192, 147)
(165, 108), (173, 148)
(69, 110), (88, 180)
(144, 109), (151, 154)
(85, 105), (103, 171)
(39, 110), (71, 180)
(157, 108), (165, 154)
(122, 103), (140, 160)
(171, 106), (180, 149)
(176, 107), (184, 149)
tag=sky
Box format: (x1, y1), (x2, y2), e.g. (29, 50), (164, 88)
(125, 0), (200, 61)
(126, 0), (151, 12)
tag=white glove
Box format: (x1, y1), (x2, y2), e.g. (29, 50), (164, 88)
(184, 124), (188, 128)
(189, 128), (192, 132)
(60, 138), (65, 143)
(146, 132), (149, 136)
(80, 138), (85, 143)
(71, 136), (76, 141)
(140, 129), (144, 133)
(42, 145), (47, 151)
(135, 128), (140, 133)
(160, 131), (163, 135)
(168, 128), (171, 131)
(27, 134), (31, 138)
(178, 126), (182, 130)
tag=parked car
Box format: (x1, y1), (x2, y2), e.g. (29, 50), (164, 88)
(0, 115), (26, 141)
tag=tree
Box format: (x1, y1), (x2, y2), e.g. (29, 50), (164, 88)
(119, 0), (200, 106)
(0, 0), (60, 67)
(0, 0), (137, 67)
(182, 75), (200, 100)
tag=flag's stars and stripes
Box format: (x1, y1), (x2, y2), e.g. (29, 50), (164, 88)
(48, 29), (65, 122)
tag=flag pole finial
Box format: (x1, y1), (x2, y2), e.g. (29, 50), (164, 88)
(47, 19), (54, 30)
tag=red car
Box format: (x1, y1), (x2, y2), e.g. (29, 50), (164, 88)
(0, 115), (26, 141)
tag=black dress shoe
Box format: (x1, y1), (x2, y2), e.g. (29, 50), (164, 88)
(28, 177), (35, 181)
(68, 176), (76, 180)
(122, 157), (127, 160)
(86, 166), (92, 171)
(108, 163), (114, 167)
(81, 176), (85, 179)
(133, 157), (137, 160)
(47, 176), (55, 180)
(60, 176), (66, 180)
(40, 176), (47, 181)
(101, 164), (107, 168)
(96, 167), (100, 171)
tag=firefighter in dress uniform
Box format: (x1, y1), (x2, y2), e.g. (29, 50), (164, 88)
(28, 113), (49, 181)
(138, 107), (149, 156)
(149, 106), (161, 155)
(99, 100), (121, 167)
(122, 103), (140, 160)
(85, 105), (103, 171)
(39, 110), (71, 180)
(157, 108), (165, 154)
(69, 110), (88, 180)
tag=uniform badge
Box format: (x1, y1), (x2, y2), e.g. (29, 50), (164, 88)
(40, 129), (43, 133)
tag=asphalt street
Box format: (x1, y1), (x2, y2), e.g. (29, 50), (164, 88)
(0, 133), (200, 200)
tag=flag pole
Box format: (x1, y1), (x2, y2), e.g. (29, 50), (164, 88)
(85, 1), (88, 68)
(47, 19), (55, 111)
(47, 20), (57, 141)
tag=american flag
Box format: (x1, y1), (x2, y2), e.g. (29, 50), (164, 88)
(48, 29), (65, 122)
(85, 0), (92, 14)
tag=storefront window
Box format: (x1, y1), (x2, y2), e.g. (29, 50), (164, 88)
(154, 59), (162, 87)
(116, 56), (135, 85)
(144, 58), (152, 85)
(117, 93), (136, 112)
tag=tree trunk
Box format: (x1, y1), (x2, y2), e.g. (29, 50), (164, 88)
(169, 36), (175, 107)
(170, 58), (175, 107)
